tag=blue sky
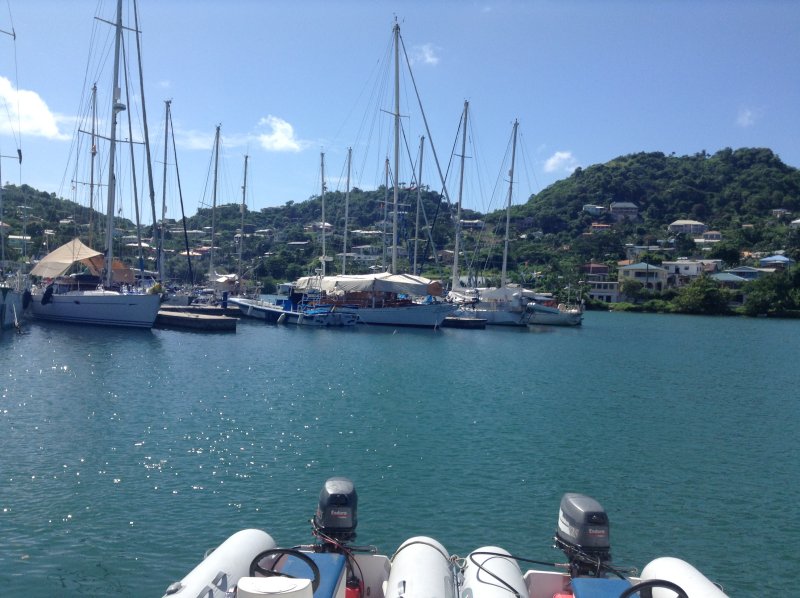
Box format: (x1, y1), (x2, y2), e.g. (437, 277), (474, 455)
(1, 0), (798, 224)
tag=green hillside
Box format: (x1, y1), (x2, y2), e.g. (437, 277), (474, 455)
(3, 147), (799, 294)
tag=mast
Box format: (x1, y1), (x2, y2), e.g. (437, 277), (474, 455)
(121, 49), (145, 278)
(238, 154), (248, 285)
(104, 0), (125, 288)
(451, 100), (468, 292)
(320, 151), (326, 276)
(88, 84), (97, 248)
(414, 136), (424, 275)
(167, 109), (193, 284)
(382, 157), (389, 271)
(342, 147), (351, 275)
(159, 100), (171, 282)
(501, 120), (519, 288)
(392, 20), (400, 274)
(0, 23), (21, 266)
(208, 124), (220, 280)
(132, 0), (158, 274)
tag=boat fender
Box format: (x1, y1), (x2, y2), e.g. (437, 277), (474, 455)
(640, 557), (728, 597)
(385, 537), (455, 598)
(41, 284), (54, 306)
(461, 546), (527, 598)
(277, 313), (287, 324)
(161, 529), (276, 598)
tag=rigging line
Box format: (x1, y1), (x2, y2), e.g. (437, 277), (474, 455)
(59, 4), (114, 199)
(466, 120), (513, 273)
(517, 130), (539, 197)
(169, 105), (193, 284)
(120, 29), (146, 273)
(332, 31), (392, 152)
(397, 29), (454, 209)
(1, 0), (20, 153)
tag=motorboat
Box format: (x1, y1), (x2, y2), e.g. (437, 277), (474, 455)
(230, 296), (358, 327)
(163, 477), (727, 598)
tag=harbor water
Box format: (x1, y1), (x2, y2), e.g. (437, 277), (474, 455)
(2, 311), (798, 596)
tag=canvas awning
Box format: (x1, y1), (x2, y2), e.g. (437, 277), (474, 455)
(30, 238), (102, 278)
(294, 272), (444, 297)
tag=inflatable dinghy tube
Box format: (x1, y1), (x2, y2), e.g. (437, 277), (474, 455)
(162, 529), (277, 597)
(461, 546), (527, 598)
(640, 557), (729, 598)
(384, 537), (455, 598)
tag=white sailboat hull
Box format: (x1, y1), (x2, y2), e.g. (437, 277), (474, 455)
(470, 304), (529, 326)
(1, 288), (25, 330)
(527, 303), (583, 327)
(353, 303), (455, 328)
(29, 290), (161, 328)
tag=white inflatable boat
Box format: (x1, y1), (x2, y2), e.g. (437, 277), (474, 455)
(163, 478), (727, 598)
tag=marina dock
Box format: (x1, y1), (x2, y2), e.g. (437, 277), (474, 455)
(155, 305), (239, 332)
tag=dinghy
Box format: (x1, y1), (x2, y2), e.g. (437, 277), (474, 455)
(163, 478), (727, 598)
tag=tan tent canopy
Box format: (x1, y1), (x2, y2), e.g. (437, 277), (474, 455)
(30, 238), (135, 284)
(30, 238), (102, 278)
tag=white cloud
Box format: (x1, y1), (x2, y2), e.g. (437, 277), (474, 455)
(177, 128), (216, 151)
(0, 76), (69, 141)
(544, 150), (578, 174)
(736, 106), (761, 128)
(257, 115), (302, 152)
(409, 43), (440, 66)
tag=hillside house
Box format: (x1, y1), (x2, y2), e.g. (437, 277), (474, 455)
(609, 202), (638, 221)
(724, 266), (771, 280)
(582, 263), (619, 303)
(582, 204), (605, 216)
(759, 254), (795, 269)
(661, 259), (721, 287)
(618, 262), (668, 292)
(668, 219), (707, 234)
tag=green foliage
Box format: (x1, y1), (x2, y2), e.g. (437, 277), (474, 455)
(515, 147), (800, 254)
(5, 147), (800, 302)
(742, 265), (800, 316)
(671, 275), (733, 315)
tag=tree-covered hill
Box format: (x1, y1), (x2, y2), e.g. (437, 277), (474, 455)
(3, 147), (799, 290)
(513, 147), (800, 237)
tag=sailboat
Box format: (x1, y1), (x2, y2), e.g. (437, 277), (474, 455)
(0, 149), (27, 331)
(294, 22), (455, 329)
(28, 0), (160, 328)
(448, 120), (582, 327)
(0, 7), (29, 331)
(231, 152), (357, 327)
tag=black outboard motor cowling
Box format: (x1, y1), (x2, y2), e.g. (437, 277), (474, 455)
(314, 476), (358, 542)
(555, 493), (612, 577)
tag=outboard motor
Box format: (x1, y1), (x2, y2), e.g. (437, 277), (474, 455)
(554, 493), (612, 577)
(314, 476), (358, 543)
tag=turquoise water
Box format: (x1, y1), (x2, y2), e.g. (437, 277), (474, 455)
(2, 312), (798, 596)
